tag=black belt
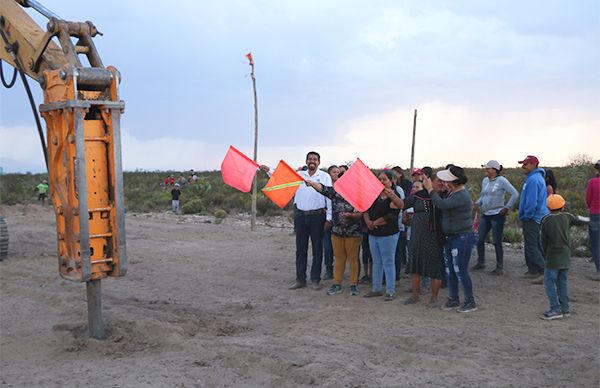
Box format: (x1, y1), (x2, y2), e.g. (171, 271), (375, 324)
(297, 208), (325, 215)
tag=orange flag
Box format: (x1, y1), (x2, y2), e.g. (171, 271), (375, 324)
(221, 145), (259, 193)
(262, 160), (304, 209)
(333, 158), (383, 212)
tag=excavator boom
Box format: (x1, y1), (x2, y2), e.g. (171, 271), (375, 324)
(0, 0), (126, 284)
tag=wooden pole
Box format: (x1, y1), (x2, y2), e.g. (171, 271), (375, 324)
(410, 109), (417, 173)
(248, 54), (258, 231)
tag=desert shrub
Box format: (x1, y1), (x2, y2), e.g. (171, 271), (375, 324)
(213, 208), (228, 224)
(0, 173), (48, 205)
(182, 198), (204, 214)
(2, 164), (592, 227)
(503, 227), (523, 245)
(126, 189), (170, 212)
(214, 208), (228, 218)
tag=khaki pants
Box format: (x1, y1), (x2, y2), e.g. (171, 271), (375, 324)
(331, 235), (362, 285)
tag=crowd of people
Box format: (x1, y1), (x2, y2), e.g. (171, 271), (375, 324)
(163, 170), (199, 214)
(261, 152), (600, 320)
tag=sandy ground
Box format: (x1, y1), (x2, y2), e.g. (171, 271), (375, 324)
(0, 204), (599, 388)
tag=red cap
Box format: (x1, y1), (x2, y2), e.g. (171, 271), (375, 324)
(411, 168), (423, 176)
(518, 155), (539, 165)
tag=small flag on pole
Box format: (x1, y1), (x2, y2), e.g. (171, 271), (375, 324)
(221, 145), (259, 193)
(246, 52), (254, 65)
(333, 158), (383, 212)
(262, 160), (304, 209)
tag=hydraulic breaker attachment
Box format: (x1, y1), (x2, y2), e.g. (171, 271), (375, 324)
(40, 65), (126, 282)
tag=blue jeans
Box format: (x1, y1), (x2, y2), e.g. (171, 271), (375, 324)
(544, 268), (569, 312)
(361, 231), (371, 276)
(369, 233), (398, 294)
(172, 200), (179, 213)
(444, 233), (476, 304)
(294, 211), (326, 283)
(395, 231), (407, 280)
(589, 214), (600, 272)
(476, 213), (506, 269)
(522, 219), (545, 274)
(323, 228), (334, 275)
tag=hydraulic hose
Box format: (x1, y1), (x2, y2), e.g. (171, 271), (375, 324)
(0, 60), (17, 88)
(0, 29), (49, 171)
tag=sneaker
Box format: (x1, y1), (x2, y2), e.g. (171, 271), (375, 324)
(530, 275), (544, 285)
(327, 284), (342, 295)
(490, 268), (504, 276)
(403, 297), (418, 305)
(310, 282), (323, 291)
(471, 262), (486, 270)
(349, 285), (359, 296)
(457, 302), (478, 313)
(540, 310), (563, 320)
(363, 290), (384, 298)
(562, 310), (571, 317)
(384, 292), (396, 301)
(441, 300), (461, 311)
(289, 281), (306, 290)
(359, 275), (371, 284)
(522, 270), (538, 278)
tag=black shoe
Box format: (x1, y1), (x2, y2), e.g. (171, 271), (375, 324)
(441, 299), (460, 311)
(457, 302), (478, 313)
(490, 268), (504, 276)
(363, 290), (384, 298)
(471, 262), (485, 270)
(289, 281), (306, 290)
(360, 275), (371, 284)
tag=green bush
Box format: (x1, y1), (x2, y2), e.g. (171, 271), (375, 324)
(503, 227), (523, 245)
(213, 208), (228, 224)
(214, 208), (228, 219)
(182, 198), (204, 214)
(1, 165), (593, 230)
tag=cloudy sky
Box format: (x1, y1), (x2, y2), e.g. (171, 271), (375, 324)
(1, 0), (598, 173)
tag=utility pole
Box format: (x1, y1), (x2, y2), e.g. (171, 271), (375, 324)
(410, 109), (417, 173)
(247, 52), (258, 231)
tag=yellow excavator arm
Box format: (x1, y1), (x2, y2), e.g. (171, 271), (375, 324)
(0, 0), (127, 283)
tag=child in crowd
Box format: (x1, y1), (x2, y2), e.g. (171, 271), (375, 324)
(540, 194), (588, 320)
(171, 183), (181, 214)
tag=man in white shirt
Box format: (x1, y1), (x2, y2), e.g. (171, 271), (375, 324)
(261, 151), (332, 290)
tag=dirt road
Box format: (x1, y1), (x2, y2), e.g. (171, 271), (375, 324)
(1, 204), (598, 387)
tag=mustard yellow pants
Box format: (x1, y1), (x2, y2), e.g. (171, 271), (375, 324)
(331, 235), (362, 285)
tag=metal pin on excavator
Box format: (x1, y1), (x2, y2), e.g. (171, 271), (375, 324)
(0, 0), (126, 339)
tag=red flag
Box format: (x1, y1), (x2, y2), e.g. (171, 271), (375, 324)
(246, 52), (254, 65)
(262, 160), (304, 209)
(333, 158), (383, 212)
(221, 145), (259, 193)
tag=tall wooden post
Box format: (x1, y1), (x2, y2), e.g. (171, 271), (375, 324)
(247, 53), (258, 231)
(410, 109), (417, 172)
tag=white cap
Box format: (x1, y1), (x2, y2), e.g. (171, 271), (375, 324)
(436, 169), (459, 182)
(482, 160), (501, 170)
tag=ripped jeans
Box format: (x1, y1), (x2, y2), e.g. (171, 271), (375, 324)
(444, 233), (476, 304)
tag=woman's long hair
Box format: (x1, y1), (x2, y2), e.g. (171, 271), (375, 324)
(381, 169), (397, 191)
